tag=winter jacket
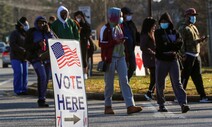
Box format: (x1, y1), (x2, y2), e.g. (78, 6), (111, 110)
(122, 21), (140, 53)
(24, 16), (55, 62)
(99, 23), (125, 63)
(155, 12), (183, 61)
(9, 28), (27, 61)
(140, 34), (155, 68)
(178, 23), (201, 54)
(51, 19), (80, 40)
(51, 6), (80, 40)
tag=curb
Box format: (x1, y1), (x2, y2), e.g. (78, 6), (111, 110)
(27, 85), (212, 102)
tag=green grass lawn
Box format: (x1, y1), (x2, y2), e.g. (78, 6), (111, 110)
(48, 67), (212, 96)
(84, 67), (212, 96)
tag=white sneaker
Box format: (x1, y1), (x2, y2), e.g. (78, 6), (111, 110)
(144, 94), (152, 101)
(173, 99), (178, 103)
(199, 98), (211, 103)
(84, 74), (88, 80)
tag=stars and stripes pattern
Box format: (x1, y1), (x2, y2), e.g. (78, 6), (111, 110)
(51, 42), (81, 69)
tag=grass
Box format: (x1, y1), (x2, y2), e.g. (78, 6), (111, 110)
(48, 67), (212, 96)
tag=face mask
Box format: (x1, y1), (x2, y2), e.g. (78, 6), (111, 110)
(19, 21), (30, 31)
(119, 17), (123, 24)
(23, 24), (30, 31)
(76, 18), (81, 22)
(160, 23), (169, 29)
(190, 16), (196, 24)
(126, 15), (132, 21)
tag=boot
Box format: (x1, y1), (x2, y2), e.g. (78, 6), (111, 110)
(127, 106), (142, 114)
(37, 100), (49, 108)
(104, 106), (115, 114)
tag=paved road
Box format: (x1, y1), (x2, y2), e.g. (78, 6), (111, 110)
(1, 60), (212, 127)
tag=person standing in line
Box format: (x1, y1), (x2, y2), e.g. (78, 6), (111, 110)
(179, 8), (210, 103)
(51, 5), (80, 40)
(140, 17), (157, 100)
(121, 7), (140, 81)
(87, 36), (97, 77)
(74, 11), (91, 79)
(25, 16), (55, 107)
(48, 15), (56, 28)
(99, 7), (142, 115)
(9, 17), (30, 95)
(155, 12), (190, 113)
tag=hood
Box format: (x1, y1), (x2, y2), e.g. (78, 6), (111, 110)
(57, 5), (69, 24)
(34, 16), (47, 30)
(159, 12), (174, 30)
(108, 7), (121, 26)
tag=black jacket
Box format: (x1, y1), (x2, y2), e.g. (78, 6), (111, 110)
(9, 29), (27, 61)
(155, 12), (183, 61)
(155, 29), (183, 61)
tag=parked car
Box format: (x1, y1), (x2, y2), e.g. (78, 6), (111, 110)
(2, 46), (11, 68)
(0, 42), (7, 53)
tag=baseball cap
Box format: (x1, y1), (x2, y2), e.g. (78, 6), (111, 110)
(184, 8), (198, 16)
(121, 7), (133, 14)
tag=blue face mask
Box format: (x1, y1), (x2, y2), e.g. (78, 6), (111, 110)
(119, 17), (123, 24)
(190, 16), (196, 24)
(160, 23), (169, 29)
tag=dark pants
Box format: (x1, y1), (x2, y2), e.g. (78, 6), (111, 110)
(148, 67), (155, 92)
(127, 53), (136, 81)
(80, 39), (88, 68)
(32, 61), (50, 101)
(156, 59), (187, 106)
(87, 55), (93, 77)
(181, 55), (206, 98)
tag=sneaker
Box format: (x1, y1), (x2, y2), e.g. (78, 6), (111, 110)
(199, 98), (211, 103)
(37, 100), (49, 108)
(181, 105), (190, 113)
(144, 94), (152, 101)
(84, 74), (88, 80)
(127, 106), (142, 114)
(158, 106), (168, 112)
(173, 99), (178, 103)
(104, 106), (115, 114)
(144, 91), (153, 101)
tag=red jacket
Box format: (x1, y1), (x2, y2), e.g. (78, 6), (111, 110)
(99, 23), (122, 63)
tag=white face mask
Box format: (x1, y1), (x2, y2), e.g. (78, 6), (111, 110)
(126, 15), (132, 21)
(23, 22), (30, 31)
(19, 21), (30, 31)
(76, 18), (81, 22)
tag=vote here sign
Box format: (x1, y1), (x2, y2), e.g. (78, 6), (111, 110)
(48, 39), (88, 127)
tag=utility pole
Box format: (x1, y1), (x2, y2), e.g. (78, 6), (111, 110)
(148, 0), (152, 17)
(207, 0), (212, 66)
(105, 0), (107, 23)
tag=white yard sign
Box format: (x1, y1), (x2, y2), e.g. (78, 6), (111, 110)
(134, 46), (146, 76)
(48, 39), (88, 127)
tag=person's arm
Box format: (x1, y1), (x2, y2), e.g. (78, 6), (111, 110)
(71, 19), (80, 41)
(9, 31), (26, 55)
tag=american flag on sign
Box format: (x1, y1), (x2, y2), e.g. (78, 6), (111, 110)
(51, 42), (81, 69)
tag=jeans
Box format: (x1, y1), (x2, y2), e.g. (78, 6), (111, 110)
(11, 59), (28, 94)
(104, 57), (135, 108)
